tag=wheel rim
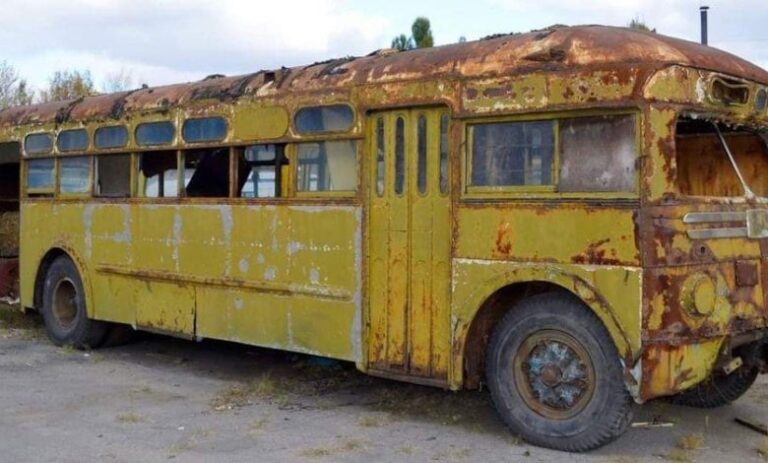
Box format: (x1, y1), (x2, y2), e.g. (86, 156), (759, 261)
(52, 278), (78, 329)
(513, 329), (596, 420)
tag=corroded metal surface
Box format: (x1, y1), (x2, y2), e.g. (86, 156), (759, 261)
(6, 24), (768, 406)
(2, 25), (767, 129)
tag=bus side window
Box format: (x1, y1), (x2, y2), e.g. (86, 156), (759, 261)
(184, 148), (230, 198)
(237, 144), (286, 198)
(95, 154), (131, 197)
(140, 151), (178, 198)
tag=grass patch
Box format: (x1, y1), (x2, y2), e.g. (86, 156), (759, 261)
(677, 433), (705, 451)
(209, 373), (286, 411)
(358, 414), (388, 428)
(758, 437), (768, 461)
(116, 413), (143, 424)
(299, 438), (368, 458)
(663, 449), (693, 463)
(0, 304), (43, 339)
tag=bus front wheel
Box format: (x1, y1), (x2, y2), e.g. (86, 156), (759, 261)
(486, 292), (634, 452)
(40, 256), (107, 349)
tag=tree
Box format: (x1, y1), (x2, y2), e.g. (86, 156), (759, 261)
(391, 16), (434, 51)
(0, 61), (33, 109)
(101, 69), (136, 93)
(38, 70), (97, 103)
(411, 17), (434, 48)
(458, 36), (467, 43)
(628, 16), (656, 33)
(391, 33), (414, 51)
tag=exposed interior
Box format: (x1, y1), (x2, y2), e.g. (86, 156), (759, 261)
(676, 116), (768, 197)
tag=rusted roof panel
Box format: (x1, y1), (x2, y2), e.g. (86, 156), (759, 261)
(2, 25), (766, 128)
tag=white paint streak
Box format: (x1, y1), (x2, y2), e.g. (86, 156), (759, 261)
(172, 210), (182, 271)
(82, 204), (95, 259)
(263, 266), (277, 281)
(309, 267), (320, 285)
(239, 258), (249, 273)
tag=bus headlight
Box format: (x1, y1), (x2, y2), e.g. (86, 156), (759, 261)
(682, 273), (716, 317)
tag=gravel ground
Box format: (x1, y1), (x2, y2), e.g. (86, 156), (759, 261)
(1, 305), (766, 463)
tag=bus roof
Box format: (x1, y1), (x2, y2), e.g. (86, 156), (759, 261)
(2, 25), (766, 128)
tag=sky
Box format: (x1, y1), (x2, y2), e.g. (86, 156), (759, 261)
(0, 0), (766, 92)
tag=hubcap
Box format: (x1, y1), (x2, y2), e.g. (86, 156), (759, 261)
(52, 278), (78, 329)
(513, 330), (595, 420)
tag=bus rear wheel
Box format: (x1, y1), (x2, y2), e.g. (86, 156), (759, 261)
(668, 365), (758, 408)
(40, 256), (107, 349)
(486, 293), (634, 452)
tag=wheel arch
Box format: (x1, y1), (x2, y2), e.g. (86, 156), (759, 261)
(453, 270), (637, 392)
(33, 246), (94, 317)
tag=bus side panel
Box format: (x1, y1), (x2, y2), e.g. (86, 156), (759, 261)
(450, 205), (642, 389)
(194, 204), (363, 362)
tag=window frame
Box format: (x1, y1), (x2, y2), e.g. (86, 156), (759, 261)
(181, 117), (229, 144)
(57, 154), (93, 197)
(24, 132), (54, 156)
(25, 156), (57, 195)
(462, 108), (641, 199)
(56, 128), (90, 153)
(293, 104), (356, 136)
(94, 125), (130, 150)
(135, 121), (176, 147)
(293, 139), (360, 198)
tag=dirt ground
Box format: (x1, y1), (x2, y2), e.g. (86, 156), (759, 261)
(1, 305), (766, 463)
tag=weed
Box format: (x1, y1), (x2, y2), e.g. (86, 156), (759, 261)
(116, 413), (143, 424)
(758, 437), (768, 461)
(677, 433), (705, 451)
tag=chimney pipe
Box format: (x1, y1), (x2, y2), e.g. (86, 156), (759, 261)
(700, 6), (709, 45)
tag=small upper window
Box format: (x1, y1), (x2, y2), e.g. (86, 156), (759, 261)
(57, 129), (89, 152)
(95, 126), (129, 149)
(470, 120), (554, 187)
(136, 121), (175, 146)
(182, 117), (228, 143)
(24, 133), (53, 155)
(294, 105), (354, 134)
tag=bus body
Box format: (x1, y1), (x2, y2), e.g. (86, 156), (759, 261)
(1, 26), (767, 450)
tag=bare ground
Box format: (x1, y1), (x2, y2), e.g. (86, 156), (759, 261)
(1, 305), (766, 463)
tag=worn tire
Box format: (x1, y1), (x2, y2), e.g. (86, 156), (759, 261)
(486, 292), (634, 452)
(667, 366), (758, 408)
(40, 256), (107, 349)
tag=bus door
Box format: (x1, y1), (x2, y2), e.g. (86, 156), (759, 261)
(367, 108), (451, 383)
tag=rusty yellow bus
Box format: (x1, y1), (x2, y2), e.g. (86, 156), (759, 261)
(1, 25), (767, 451)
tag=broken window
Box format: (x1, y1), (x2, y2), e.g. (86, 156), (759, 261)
(59, 156), (91, 194)
(95, 126), (128, 149)
(559, 115), (637, 193)
(296, 141), (357, 193)
(470, 120), (554, 187)
(676, 117), (768, 197)
(140, 151), (178, 197)
(96, 154), (131, 197)
(183, 148), (230, 198)
(237, 144), (285, 199)
(295, 105), (354, 134)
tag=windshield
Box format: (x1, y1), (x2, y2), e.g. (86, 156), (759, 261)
(675, 116), (768, 198)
